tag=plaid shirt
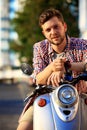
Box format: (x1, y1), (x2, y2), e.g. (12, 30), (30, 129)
(32, 37), (87, 93)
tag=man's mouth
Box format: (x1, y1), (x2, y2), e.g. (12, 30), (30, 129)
(52, 36), (59, 40)
(51, 35), (59, 39)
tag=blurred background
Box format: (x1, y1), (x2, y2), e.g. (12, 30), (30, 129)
(0, 0), (87, 130)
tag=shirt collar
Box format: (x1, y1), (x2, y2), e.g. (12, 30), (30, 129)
(46, 40), (54, 55)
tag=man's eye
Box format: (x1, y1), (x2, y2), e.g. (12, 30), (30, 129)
(54, 25), (59, 29)
(46, 29), (51, 32)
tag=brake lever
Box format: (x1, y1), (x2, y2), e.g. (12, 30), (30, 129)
(24, 85), (55, 102)
(24, 91), (35, 102)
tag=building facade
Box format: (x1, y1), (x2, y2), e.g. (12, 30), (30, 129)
(79, 0), (87, 39)
(0, 0), (87, 68)
(0, 0), (20, 69)
(0, 0), (10, 68)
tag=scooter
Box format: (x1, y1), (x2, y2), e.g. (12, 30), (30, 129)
(21, 63), (87, 130)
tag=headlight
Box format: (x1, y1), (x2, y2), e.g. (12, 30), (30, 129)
(56, 84), (78, 108)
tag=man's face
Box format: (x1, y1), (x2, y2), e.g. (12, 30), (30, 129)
(42, 16), (67, 45)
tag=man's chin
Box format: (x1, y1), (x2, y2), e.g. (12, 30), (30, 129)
(51, 41), (60, 46)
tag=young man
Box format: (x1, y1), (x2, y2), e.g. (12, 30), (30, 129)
(17, 8), (87, 130)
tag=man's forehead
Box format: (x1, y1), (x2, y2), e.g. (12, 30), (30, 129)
(41, 17), (62, 30)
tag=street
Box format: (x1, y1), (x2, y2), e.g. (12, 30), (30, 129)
(0, 81), (33, 130)
(0, 79), (87, 130)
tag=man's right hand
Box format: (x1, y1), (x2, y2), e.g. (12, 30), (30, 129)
(51, 58), (66, 72)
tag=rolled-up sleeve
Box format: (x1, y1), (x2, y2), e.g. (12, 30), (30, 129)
(32, 42), (48, 77)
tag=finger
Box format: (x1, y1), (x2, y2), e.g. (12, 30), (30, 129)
(62, 73), (65, 79)
(49, 74), (56, 87)
(47, 76), (51, 85)
(55, 64), (64, 71)
(50, 74), (59, 87)
(59, 57), (66, 62)
(57, 74), (62, 83)
(53, 75), (59, 87)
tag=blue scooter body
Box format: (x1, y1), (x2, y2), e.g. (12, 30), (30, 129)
(33, 85), (80, 130)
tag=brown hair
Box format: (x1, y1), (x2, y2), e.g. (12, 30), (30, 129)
(39, 8), (64, 27)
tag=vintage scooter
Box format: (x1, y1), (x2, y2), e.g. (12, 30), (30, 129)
(21, 63), (87, 130)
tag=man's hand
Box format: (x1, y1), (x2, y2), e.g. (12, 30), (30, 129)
(46, 58), (66, 87)
(47, 71), (65, 87)
(51, 58), (66, 72)
(36, 58), (66, 85)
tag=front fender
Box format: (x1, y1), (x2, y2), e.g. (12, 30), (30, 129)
(33, 94), (55, 130)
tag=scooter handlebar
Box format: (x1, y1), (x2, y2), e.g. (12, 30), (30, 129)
(21, 62), (87, 86)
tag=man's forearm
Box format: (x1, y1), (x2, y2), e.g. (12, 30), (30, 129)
(36, 61), (87, 85)
(36, 58), (65, 85)
(36, 63), (53, 85)
(71, 62), (86, 72)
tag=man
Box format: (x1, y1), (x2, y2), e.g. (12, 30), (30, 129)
(17, 8), (87, 130)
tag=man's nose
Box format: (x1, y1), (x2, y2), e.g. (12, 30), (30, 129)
(51, 28), (55, 34)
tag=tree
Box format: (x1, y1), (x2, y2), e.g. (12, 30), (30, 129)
(10, 0), (79, 65)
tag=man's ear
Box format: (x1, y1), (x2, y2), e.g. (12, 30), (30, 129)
(64, 22), (67, 32)
(42, 30), (44, 35)
(42, 30), (46, 37)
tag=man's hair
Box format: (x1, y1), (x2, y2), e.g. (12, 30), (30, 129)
(39, 8), (64, 27)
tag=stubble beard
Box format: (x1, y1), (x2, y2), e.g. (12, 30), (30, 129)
(50, 36), (65, 46)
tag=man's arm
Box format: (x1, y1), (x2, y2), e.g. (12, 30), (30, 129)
(36, 61), (87, 85)
(71, 62), (87, 72)
(36, 63), (53, 85)
(36, 58), (65, 85)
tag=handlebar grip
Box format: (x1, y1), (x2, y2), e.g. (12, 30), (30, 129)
(64, 60), (72, 81)
(64, 60), (71, 71)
